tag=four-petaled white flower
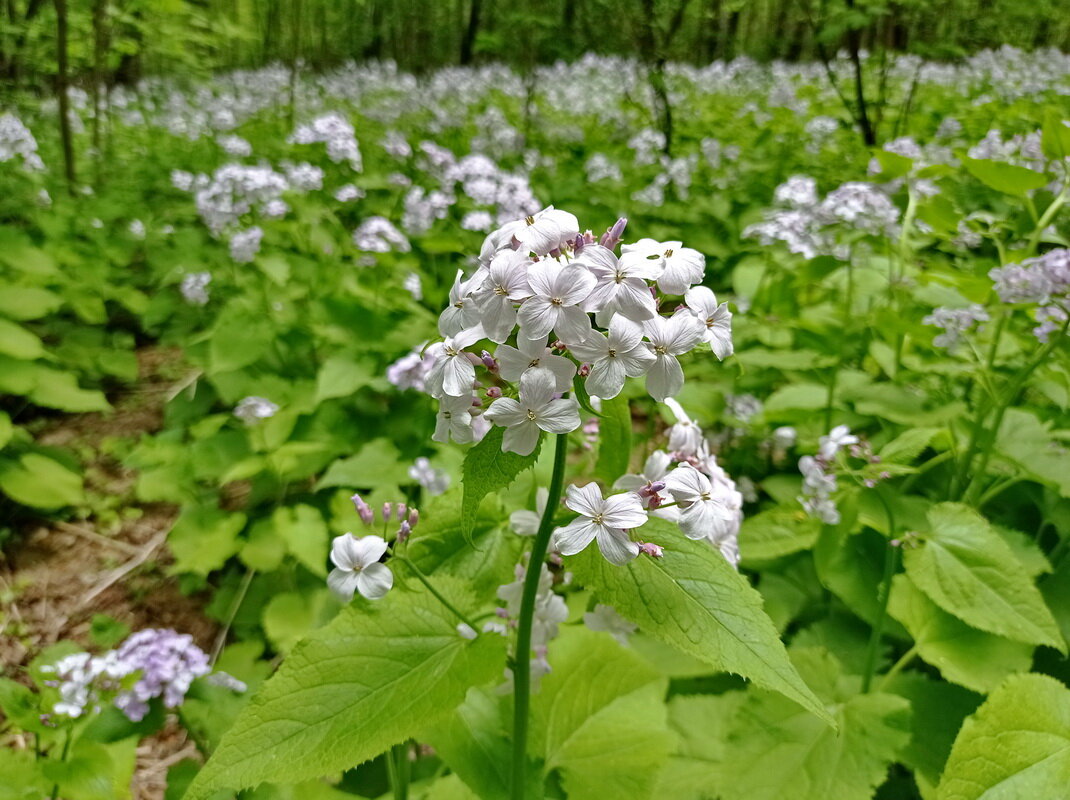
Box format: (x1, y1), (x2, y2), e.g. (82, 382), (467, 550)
(327, 533), (394, 601)
(819, 425), (858, 460)
(576, 244), (658, 324)
(685, 286), (733, 359)
(664, 398), (704, 456)
(643, 311), (705, 401)
(664, 465), (735, 541)
(495, 334), (576, 392)
(426, 325), (484, 398)
(432, 394), (476, 444)
(484, 368), (581, 455)
(552, 483), (646, 565)
(517, 261), (595, 343)
(475, 249), (532, 342)
(438, 270), (484, 337)
(620, 238), (705, 295)
(512, 206), (580, 256)
(570, 314), (655, 399)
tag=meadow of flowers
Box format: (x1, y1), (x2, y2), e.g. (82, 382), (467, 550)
(2, 46), (1070, 800)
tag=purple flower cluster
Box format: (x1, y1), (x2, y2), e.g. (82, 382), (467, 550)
(990, 249), (1070, 342)
(113, 629), (211, 722)
(923, 305), (990, 351)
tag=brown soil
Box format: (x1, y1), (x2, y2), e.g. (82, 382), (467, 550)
(0, 347), (215, 799)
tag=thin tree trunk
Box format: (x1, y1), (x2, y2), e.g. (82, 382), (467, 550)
(844, 0), (877, 146)
(460, 0), (481, 65)
(91, 0), (107, 178)
(54, 0), (76, 192)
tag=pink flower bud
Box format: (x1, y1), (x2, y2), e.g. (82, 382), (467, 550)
(396, 520), (411, 543)
(480, 350), (499, 372)
(396, 503), (407, 520)
(407, 508), (419, 528)
(599, 217), (628, 250)
(486, 386), (503, 399)
(551, 340), (567, 352)
(382, 503), (392, 521)
(572, 234), (586, 255)
(578, 363), (591, 377)
(638, 542), (664, 558)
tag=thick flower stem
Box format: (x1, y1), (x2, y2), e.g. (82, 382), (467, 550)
(511, 430), (569, 800)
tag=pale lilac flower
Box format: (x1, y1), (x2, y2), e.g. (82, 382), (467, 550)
(643, 311), (705, 401)
(234, 396), (278, 424)
(576, 244), (658, 323)
(570, 314), (655, 399)
(403, 271), (423, 301)
(229, 227), (263, 263)
(517, 260), (595, 343)
(510, 488), (548, 536)
(484, 368), (581, 455)
(664, 398), (704, 457)
(664, 465), (734, 542)
(684, 286), (733, 359)
(327, 533), (393, 601)
(583, 604), (637, 645)
(426, 325), (485, 398)
(438, 270), (484, 337)
(113, 629), (211, 721)
(432, 394), (476, 444)
(409, 457), (450, 495)
(387, 346), (436, 392)
(552, 483), (646, 565)
(180, 272), (211, 306)
(475, 249), (532, 342)
(495, 335), (576, 393)
(819, 425), (858, 460)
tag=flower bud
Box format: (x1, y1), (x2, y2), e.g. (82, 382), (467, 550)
(382, 503), (392, 521)
(638, 542), (664, 558)
(407, 508), (419, 528)
(396, 503), (407, 520)
(480, 350), (499, 372)
(578, 363), (591, 377)
(551, 340), (566, 351)
(396, 520), (412, 543)
(486, 386), (503, 399)
(599, 217), (628, 250)
(572, 234), (586, 255)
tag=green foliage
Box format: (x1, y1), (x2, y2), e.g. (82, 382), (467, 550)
(460, 425), (543, 539)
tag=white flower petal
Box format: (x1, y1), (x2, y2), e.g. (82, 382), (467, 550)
(356, 563), (393, 599)
(595, 527), (640, 565)
(552, 518), (599, 555)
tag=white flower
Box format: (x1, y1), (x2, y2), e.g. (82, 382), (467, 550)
(474, 249), (532, 342)
(495, 335), (576, 393)
(684, 286), (733, 359)
(234, 396), (278, 424)
(643, 311), (705, 401)
(664, 465), (735, 542)
(327, 533), (393, 601)
(664, 398), (703, 457)
(517, 260), (595, 343)
(426, 325), (485, 398)
(819, 425), (858, 460)
(409, 457), (450, 495)
(510, 488), (548, 536)
(583, 604), (637, 645)
(513, 206), (580, 255)
(484, 368), (581, 455)
(432, 394), (476, 444)
(620, 238), (705, 295)
(570, 314), (655, 399)
(614, 450), (676, 518)
(438, 270), (484, 337)
(576, 244), (658, 323)
(552, 483), (646, 565)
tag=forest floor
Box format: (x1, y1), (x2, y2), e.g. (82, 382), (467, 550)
(0, 347), (214, 800)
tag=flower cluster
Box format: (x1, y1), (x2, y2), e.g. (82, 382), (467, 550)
(798, 425), (858, 524)
(0, 112), (44, 171)
(923, 304), (989, 351)
(180, 271), (212, 306)
(425, 209), (732, 455)
(492, 561), (568, 690)
(328, 497), (421, 602)
(990, 249), (1070, 342)
(290, 111), (363, 170)
(41, 629), (230, 721)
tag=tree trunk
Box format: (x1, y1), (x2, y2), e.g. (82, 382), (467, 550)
(54, 0), (77, 192)
(460, 0), (481, 65)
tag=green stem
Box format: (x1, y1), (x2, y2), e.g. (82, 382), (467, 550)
(892, 190), (918, 378)
(825, 260), (854, 430)
(388, 743), (410, 800)
(877, 645), (918, 693)
(511, 430), (570, 800)
(951, 311), (1007, 499)
(1026, 185), (1068, 256)
(861, 490), (900, 694)
(396, 555), (478, 631)
(49, 729), (72, 800)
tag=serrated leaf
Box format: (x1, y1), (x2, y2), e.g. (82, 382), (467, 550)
(996, 408), (1070, 497)
(594, 396), (631, 483)
(962, 157), (1049, 196)
(460, 425), (543, 540)
(315, 439), (409, 491)
(314, 356), (374, 404)
(1041, 113), (1070, 162)
(938, 674), (1070, 800)
(739, 508), (819, 562)
(888, 574), (1033, 693)
(904, 503), (1063, 651)
(879, 427), (941, 464)
(185, 583), (506, 799)
(568, 520), (831, 723)
(274, 504), (330, 577)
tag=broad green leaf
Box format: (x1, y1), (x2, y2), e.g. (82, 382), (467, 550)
(884, 673), (981, 788)
(533, 628), (672, 800)
(0, 453), (83, 509)
(1040, 113), (1070, 162)
(315, 438), (410, 491)
(168, 506), (247, 576)
(712, 648), (910, 800)
(569, 521), (831, 723)
(962, 157), (1049, 196)
(314, 356), (374, 404)
(0, 318), (44, 359)
(762, 383), (828, 414)
(594, 395), (631, 484)
(879, 427), (941, 464)
(208, 313), (272, 373)
(257, 254), (291, 285)
(739, 508), (819, 562)
(903, 503), (1063, 651)
(407, 490), (520, 600)
(185, 583), (506, 799)
(888, 575), (1033, 693)
(460, 425), (543, 539)
(656, 693), (746, 800)
(29, 368), (110, 412)
(0, 748), (49, 799)
(0, 287), (62, 320)
(996, 409), (1070, 497)
(938, 674), (1070, 800)
(274, 504), (330, 577)
(0, 411), (11, 450)
(262, 589), (334, 652)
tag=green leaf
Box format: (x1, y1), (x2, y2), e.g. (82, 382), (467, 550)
(274, 504), (330, 577)
(711, 648), (911, 800)
(262, 589), (334, 653)
(0, 287), (62, 320)
(762, 383), (829, 414)
(314, 356), (374, 404)
(208, 312), (272, 373)
(594, 396), (631, 484)
(879, 427), (941, 464)
(903, 503), (1063, 651)
(962, 157), (1049, 196)
(533, 628), (672, 800)
(185, 583), (505, 799)
(568, 520), (831, 723)
(28, 369), (110, 412)
(0, 748), (49, 799)
(739, 508), (819, 562)
(0, 318), (44, 359)
(996, 409), (1070, 497)
(257, 254), (291, 285)
(168, 506), (247, 576)
(315, 438), (410, 491)
(937, 674), (1070, 800)
(460, 425), (543, 540)
(1041, 113), (1070, 162)
(0, 453), (84, 509)
(0, 411), (11, 451)
(888, 574), (1031, 693)
(571, 374), (602, 417)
